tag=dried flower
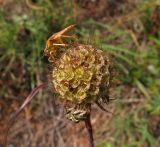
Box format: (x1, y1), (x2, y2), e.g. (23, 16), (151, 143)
(51, 44), (110, 122)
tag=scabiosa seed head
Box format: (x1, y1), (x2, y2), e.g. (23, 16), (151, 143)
(52, 44), (110, 121)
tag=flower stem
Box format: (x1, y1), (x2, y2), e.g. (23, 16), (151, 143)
(84, 114), (94, 147)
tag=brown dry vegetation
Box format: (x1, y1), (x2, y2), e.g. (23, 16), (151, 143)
(0, 0), (160, 147)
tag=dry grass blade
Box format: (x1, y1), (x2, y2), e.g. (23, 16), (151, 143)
(96, 101), (113, 114)
(25, 0), (47, 11)
(3, 83), (48, 147)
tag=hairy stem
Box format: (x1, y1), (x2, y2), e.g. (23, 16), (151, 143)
(84, 114), (94, 147)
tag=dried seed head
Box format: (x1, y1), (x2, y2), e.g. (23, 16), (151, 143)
(52, 44), (110, 106)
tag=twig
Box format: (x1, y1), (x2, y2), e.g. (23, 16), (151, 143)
(84, 114), (94, 147)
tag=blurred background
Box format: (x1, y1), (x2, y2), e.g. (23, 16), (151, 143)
(0, 0), (160, 147)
